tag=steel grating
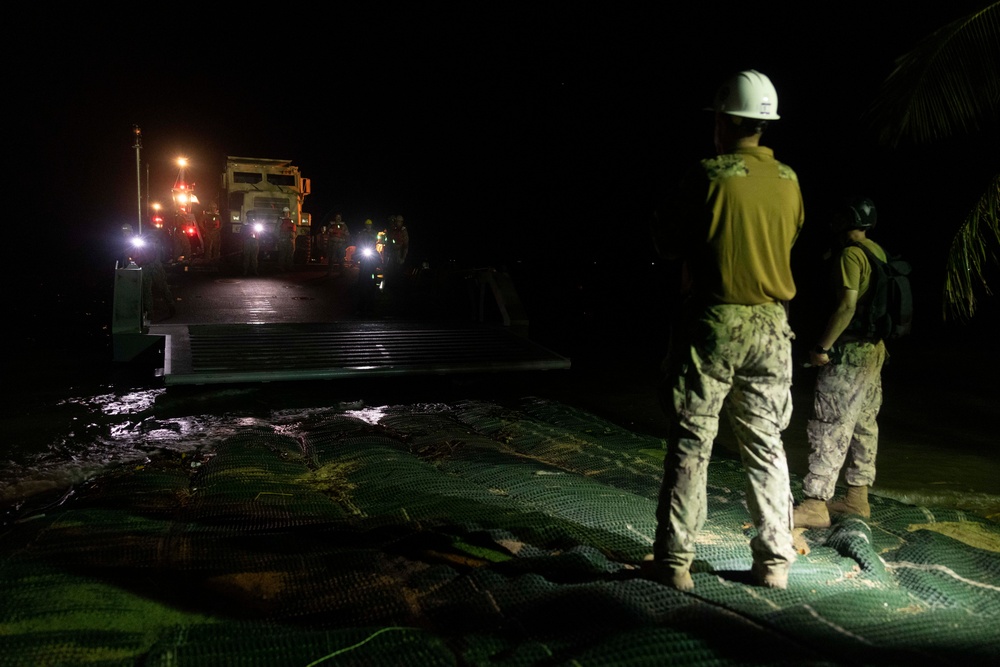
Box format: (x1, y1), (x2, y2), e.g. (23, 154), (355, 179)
(154, 322), (571, 386)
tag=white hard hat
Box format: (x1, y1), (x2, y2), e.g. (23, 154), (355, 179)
(710, 70), (780, 120)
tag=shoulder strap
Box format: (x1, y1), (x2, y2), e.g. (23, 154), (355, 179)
(843, 242), (886, 339)
(850, 241), (885, 268)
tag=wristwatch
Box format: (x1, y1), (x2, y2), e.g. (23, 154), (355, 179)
(813, 345), (830, 355)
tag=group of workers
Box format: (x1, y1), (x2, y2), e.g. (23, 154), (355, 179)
(147, 206), (223, 266)
(317, 214), (410, 281)
(240, 207), (295, 276)
(122, 208), (413, 322)
(647, 69), (891, 592)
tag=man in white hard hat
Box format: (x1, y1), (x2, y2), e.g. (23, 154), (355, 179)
(648, 70), (804, 591)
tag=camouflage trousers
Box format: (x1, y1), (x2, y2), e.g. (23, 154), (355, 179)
(803, 340), (887, 500)
(654, 302), (797, 572)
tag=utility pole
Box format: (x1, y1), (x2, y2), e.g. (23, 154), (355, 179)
(133, 125), (143, 235)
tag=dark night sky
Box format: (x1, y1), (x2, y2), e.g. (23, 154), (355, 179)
(8, 2), (997, 310)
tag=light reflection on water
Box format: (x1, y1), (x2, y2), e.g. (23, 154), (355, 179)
(57, 388), (160, 416)
(3, 381), (999, 526)
(3, 386), (219, 508)
(0, 383), (409, 515)
(345, 406), (389, 426)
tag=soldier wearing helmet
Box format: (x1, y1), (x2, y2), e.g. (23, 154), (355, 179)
(649, 70), (803, 592)
(794, 196), (889, 530)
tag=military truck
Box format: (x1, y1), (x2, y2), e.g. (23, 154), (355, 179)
(219, 157), (312, 265)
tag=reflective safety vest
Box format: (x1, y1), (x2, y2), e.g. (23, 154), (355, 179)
(330, 222), (349, 240)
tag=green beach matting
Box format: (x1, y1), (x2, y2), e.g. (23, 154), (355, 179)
(1, 397), (998, 665)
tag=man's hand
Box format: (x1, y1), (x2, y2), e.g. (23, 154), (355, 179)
(809, 349), (831, 367)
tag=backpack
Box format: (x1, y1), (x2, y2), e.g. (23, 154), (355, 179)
(845, 242), (913, 340)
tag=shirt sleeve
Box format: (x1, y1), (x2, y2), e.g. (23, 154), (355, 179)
(838, 246), (866, 291)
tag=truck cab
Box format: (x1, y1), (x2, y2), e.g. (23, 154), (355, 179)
(220, 157), (312, 266)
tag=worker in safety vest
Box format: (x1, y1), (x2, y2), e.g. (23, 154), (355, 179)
(200, 205), (223, 262)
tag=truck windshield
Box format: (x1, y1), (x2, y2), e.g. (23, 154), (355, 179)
(233, 172), (262, 185)
(267, 174), (296, 187)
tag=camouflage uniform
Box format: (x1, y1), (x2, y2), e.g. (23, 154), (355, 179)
(655, 301), (797, 572)
(803, 338), (887, 501)
(652, 144), (804, 580)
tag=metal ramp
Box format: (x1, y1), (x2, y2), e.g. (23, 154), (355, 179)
(151, 321), (571, 386)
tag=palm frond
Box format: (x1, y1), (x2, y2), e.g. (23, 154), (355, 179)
(943, 174), (1000, 320)
(867, 2), (1000, 146)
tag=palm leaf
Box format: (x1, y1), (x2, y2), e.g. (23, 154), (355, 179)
(867, 2), (1000, 147)
(866, 3), (1000, 320)
(942, 174), (1000, 320)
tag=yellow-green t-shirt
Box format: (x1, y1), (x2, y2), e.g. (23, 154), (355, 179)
(839, 238), (887, 299)
(669, 145), (805, 305)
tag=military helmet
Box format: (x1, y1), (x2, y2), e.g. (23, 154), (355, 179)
(832, 196), (877, 232)
(710, 70), (780, 120)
